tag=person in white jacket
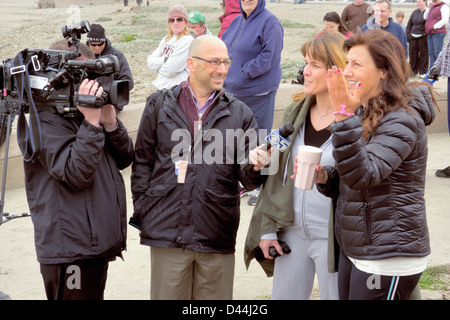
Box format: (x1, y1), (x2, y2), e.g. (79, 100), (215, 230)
(147, 5), (194, 90)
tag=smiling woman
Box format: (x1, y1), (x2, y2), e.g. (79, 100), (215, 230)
(244, 32), (347, 300)
(317, 29), (438, 300)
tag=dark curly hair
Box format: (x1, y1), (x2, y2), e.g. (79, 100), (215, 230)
(343, 29), (413, 139)
(323, 11), (350, 37)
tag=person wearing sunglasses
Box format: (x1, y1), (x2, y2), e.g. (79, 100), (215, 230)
(86, 24), (134, 111)
(147, 5), (194, 91)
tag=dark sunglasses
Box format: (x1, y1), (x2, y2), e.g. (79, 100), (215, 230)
(89, 42), (105, 47)
(168, 17), (185, 23)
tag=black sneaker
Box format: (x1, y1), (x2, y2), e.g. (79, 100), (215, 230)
(247, 188), (260, 206)
(435, 166), (450, 178)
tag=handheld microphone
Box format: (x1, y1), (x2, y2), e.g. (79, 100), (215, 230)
(242, 123), (295, 171)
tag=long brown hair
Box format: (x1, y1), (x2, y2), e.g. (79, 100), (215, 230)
(343, 29), (413, 139)
(292, 32), (347, 102)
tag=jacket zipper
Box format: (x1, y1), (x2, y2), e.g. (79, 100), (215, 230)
(364, 190), (371, 245)
(301, 190), (310, 238)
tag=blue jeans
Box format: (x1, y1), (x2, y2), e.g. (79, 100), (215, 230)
(427, 33), (446, 69)
(238, 91), (277, 132)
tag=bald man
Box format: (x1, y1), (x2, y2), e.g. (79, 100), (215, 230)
(131, 35), (268, 300)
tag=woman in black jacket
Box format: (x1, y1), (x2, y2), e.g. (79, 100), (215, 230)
(406, 0), (429, 77)
(305, 30), (437, 300)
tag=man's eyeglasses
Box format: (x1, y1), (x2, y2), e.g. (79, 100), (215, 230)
(89, 42), (105, 47)
(192, 56), (233, 68)
(168, 17), (185, 23)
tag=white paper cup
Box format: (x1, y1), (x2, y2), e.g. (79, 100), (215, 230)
(295, 145), (323, 190)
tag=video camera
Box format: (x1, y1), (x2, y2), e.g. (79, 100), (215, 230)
(0, 20), (129, 117)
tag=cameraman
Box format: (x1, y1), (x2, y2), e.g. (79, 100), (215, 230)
(24, 42), (134, 299)
(86, 24), (134, 110)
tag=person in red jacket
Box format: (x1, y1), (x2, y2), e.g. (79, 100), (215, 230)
(218, 0), (241, 39)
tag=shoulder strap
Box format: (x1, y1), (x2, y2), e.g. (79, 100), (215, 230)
(151, 89), (170, 150)
(153, 89), (167, 126)
(13, 51), (43, 162)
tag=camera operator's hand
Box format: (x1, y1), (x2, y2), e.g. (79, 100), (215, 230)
(100, 104), (118, 131)
(259, 239), (283, 260)
(77, 79), (103, 127)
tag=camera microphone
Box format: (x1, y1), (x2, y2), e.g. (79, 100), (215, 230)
(242, 123), (294, 172)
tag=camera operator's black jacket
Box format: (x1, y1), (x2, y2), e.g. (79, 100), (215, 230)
(24, 111), (133, 264)
(131, 82), (264, 254)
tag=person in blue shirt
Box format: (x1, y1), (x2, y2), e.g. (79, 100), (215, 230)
(222, 0), (283, 133)
(222, 0), (284, 206)
(361, 0), (408, 57)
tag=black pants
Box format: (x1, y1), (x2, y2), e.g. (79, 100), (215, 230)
(338, 252), (422, 300)
(409, 35), (429, 75)
(40, 258), (109, 300)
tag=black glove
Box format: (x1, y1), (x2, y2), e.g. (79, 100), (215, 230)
(428, 65), (441, 81)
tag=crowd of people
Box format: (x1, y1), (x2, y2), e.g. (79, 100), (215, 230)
(19, 0), (444, 301)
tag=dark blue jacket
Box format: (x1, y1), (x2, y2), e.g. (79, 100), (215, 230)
(362, 17), (408, 57)
(222, 0), (283, 97)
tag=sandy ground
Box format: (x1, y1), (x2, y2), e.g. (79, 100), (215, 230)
(2, 0), (448, 301)
(2, 130), (450, 300)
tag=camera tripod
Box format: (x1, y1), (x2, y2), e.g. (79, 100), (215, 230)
(0, 114), (30, 226)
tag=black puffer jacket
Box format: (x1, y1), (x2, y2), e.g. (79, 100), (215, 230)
(131, 84), (264, 254)
(319, 84), (434, 260)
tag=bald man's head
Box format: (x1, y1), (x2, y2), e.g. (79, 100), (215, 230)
(188, 35), (227, 57)
(187, 35), (230, 95)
